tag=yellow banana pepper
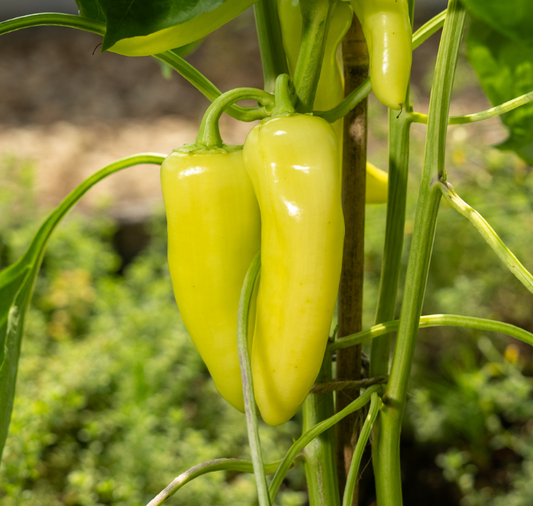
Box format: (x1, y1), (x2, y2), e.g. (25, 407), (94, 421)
(243, 113), (345, 426)
(349, 0), (412, 110)
(160, 145), (260, 412)
(277, 0), (388, 203)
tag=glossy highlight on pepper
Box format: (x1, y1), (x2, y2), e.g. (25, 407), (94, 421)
(349, 0), (412, 110)
(161, 146), (260, 412)
(244, 114), (344, 425)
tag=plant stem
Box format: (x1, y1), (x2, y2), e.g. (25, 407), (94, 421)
(373, 1), (467, 504)
(439, 182), (533, 293)
(335, 12), (368, 505)
(196, 88), (274, 147)
(411, 9), (447, 50)
(146, 457), (303, 506)
(369, 0), (414, 490)
(236, 253), (270, 506)
(409, 90), (533, 125)
(270, 74), (296, 117)
(302, 359), (341, 506)
(329, 314), (533, 351)
(293, 0), (333, 112)
(370, 114), (412, 378)
(269, 385), (383, 503)
(342, 393), (381, 506)
(314, 78), (372, 124)
(253, 0), (289, 92)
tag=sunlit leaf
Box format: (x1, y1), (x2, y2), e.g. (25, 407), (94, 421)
(467, 17), (533, 164)
(461, 0), (533, 45)
(98, 0), (257, 55)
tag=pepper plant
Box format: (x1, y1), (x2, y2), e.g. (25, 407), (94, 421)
(1, 0), (533, 504)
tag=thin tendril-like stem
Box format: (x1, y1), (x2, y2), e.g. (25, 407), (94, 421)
(412, 9), (446, 50)
(439, 182), (533, 294)
(329, 314), (533, 352)
(342, 393), (382, 506)
(268, 385), (383, 503)
(409, 91), (533, 125)
(146, 457), (303, 506)
(236, 253), (271, 506)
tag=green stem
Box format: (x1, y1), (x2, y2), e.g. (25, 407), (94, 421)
(236, 253), (270, 506)
(369, 0), (414, 492)
(271, 74), (296, 117)
(0, 13), (264, 123)
(374, 2), (467, 505)
(370, 112), (413, 378)
(254, 0), (289, 92)
(314, 78), (372, 124)
(302, 359), (340, 506)
(269, 385), (383, 503)
(292, 0), (333, 112)
(146, 457), (303, 506)
(409, 90), (533, 125)
(439, 182), (533, 294)
(197, 88), (274, 147)
(412, 9), (447, 50)
(329, 314), (533, 351)
(154, 51), (267, 122)
(342, 393), (381, 506)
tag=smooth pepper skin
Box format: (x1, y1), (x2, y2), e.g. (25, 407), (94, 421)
(277, 0), (388, 204)
(108, 0), (256, 56)
(350, 0), (412, 110)
(161, 147), (260, 412)
(243, 114), (345, 426)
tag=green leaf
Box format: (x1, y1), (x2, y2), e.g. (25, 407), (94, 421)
(98, 0), (257, 55)
(75, 0), (106, 23)
(0, 154), (164, 462)
(467, 17), (533, 164)
(461, 0), (533, 44)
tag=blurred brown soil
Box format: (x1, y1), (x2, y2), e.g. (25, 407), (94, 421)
(0, 12), (262, 218)
(0, 11), (509, 220)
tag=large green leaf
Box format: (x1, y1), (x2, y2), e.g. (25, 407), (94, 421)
(467, 17), (533, 165)
(98, 0), (257, 55)
(461, 0), (533, 45)
(0, 154), (164, 462)
(75, 0), (106, 23)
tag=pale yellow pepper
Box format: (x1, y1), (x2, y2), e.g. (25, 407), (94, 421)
(243, 114), (344, 426)
(349, 0), (412, 110)
(160, 146), (260, 412)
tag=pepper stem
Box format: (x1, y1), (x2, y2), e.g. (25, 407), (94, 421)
(197, 88), (275, 148)
(270, 74), (296, 117)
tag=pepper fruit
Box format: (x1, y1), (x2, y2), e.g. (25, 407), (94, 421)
(277, 0), (388, 204)
(243, 106), (344, 425)
(348, 0), (412, 110)
(107, 0), (257, 57)
(277, 0), (352, 132)
(160, 144), (260, 412)
(366, 162), (388, 204)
